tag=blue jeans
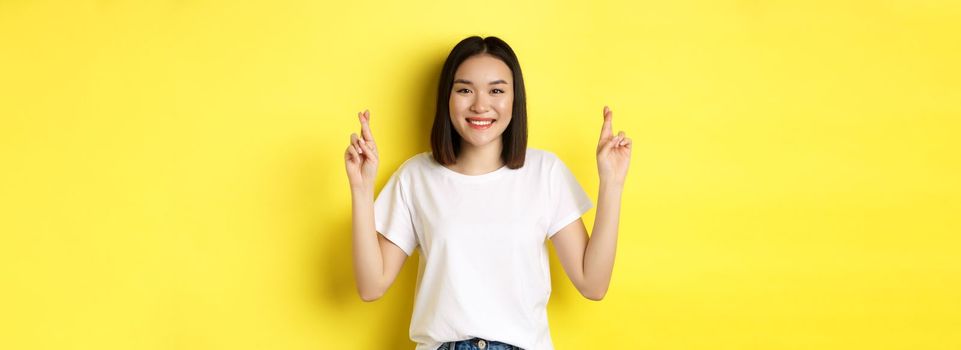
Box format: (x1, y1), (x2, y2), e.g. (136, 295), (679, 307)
(437, 337), (523, 350)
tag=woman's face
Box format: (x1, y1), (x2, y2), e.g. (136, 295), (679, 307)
(449, 54), (514, 149)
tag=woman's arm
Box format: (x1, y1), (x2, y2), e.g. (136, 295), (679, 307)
(551, 106), (632, 301)
(345, 110), (408, 302)
(551, 181), (623, 300)
(351, 185), (408, 302)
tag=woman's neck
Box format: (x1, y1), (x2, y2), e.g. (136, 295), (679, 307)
(450, 138), (505, 175)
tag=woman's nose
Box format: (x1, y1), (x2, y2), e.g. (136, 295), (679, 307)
(470, 96), (489, 113)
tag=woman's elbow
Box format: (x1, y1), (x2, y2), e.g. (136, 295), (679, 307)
(580, 286), (608, 301)
(357, 285), (386, 302)
(583, 292), (605, 301)
(359, 290), (384, 302)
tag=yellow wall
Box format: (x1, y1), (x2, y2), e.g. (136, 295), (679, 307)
(2, 0), (959, 349)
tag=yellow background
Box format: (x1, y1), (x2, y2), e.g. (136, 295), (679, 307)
(1, 0), (959, 349)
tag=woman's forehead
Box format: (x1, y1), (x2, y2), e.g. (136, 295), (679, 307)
(454, 54), (512, 83)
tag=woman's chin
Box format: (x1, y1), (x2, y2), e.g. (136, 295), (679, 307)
(461, 136), (501, 149)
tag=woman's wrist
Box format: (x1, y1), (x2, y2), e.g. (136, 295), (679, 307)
(599, 176), (625, 189)
(350, 184), (375, 200)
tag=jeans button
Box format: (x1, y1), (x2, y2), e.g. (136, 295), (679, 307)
(477, 339), (487, 349)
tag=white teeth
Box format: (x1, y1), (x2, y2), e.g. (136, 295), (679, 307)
(468, 120), (493, 126)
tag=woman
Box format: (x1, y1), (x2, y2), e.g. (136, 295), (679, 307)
(344, 36), (632, 350)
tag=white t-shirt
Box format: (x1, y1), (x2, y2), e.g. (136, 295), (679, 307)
(374, 148), (593, 350)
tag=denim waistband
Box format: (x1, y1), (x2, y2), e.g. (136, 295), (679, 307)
(438, 337), (522, 350)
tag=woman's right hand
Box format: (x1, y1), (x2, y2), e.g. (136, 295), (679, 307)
(345, 109), (379, 192)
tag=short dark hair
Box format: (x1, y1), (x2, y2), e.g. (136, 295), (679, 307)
(430, 36), (528, 169)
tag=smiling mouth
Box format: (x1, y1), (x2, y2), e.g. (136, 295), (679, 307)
(467, 119), (495, 126)
(466, 118), (496, 130)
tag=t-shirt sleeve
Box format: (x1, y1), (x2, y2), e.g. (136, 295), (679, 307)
(373, 170), (418, 256)
(547, 156), (594, 238)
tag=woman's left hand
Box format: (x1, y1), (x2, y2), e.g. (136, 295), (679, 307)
(596, 105), (632, 186)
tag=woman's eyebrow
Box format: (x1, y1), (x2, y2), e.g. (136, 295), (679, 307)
(453, 79), (510, 85)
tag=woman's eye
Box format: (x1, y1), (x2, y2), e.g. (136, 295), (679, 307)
(491, 89), (504, 94)
(456, 88), (471, 94)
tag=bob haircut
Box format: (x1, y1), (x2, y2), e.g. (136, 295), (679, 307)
(430, 36), (528, 169)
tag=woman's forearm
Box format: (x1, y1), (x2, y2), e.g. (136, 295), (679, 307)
(351, 186), (385, 301)
(583, 180), (624, 299)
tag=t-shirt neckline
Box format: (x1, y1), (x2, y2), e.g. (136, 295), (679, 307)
(435, 159), (510, 183)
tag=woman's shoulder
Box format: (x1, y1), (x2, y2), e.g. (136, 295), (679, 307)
(388, 152), (435, 177)
(395, 151), (430, 168)
(525, 147), (556, 160)
(524, 147), (563, 168)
